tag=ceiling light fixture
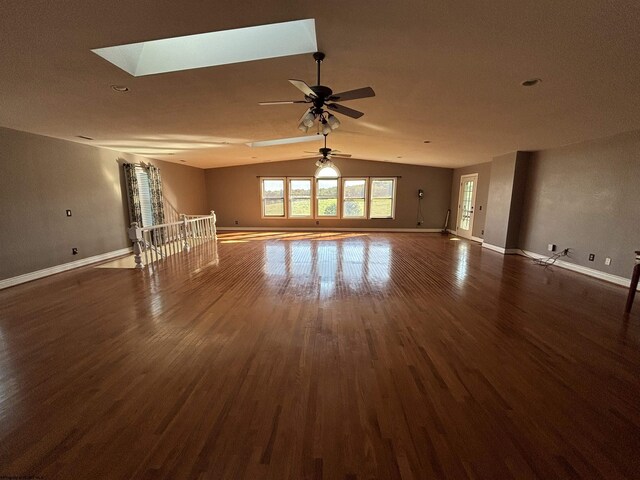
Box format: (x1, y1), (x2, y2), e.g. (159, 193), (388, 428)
(298, 108), (341, 135)
(521, 78), (542, 87)
(110, 85), (129, 93)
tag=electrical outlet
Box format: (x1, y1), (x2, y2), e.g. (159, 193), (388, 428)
(66, 209), (72, 217)
(417, 221), (423, 226)
(548, 244), (556, 252)
(588, 253), (595, 261)
(234, 220), (239, 225)
(316, 220), (320, 225)
(72, 248), (78, 255)
(605, 257), (611, 266)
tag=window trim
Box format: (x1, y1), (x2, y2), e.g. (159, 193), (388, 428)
(260, 177), (287, 218)
(315, 177), (341, 218)
(287, 177), (314, 218)
(369, 177), (397, 219)
(341, 177), (368, 219)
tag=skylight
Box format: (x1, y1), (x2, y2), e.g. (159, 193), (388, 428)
(247, 135), (320, 148)
(92, 19), (317, 77)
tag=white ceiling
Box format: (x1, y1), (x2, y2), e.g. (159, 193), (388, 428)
(1, 0), (640, 169)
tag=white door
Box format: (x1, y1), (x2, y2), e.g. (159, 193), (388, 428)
(457, 174), (478, 239)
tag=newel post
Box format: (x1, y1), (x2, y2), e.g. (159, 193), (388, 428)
(181, 214), (191, 252)
(210, 210), (217, 238)
(128, 222), (144, 269)
(624, 250), (640, 314)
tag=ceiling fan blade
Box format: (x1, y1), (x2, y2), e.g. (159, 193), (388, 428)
(328, 87), (375, 102)
(259, 100), (309, 105)
(289, 79), (317, 98)
(331, 153), (352, 158)
(326, 103), (365, 119)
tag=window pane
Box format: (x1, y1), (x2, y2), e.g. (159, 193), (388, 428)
(262, 179), (284, 198)
(135, 168), (154, 227)
(317, 179), (338, 197)
(318, 198), (338, 216)
(290, 179), (311, 196)
(264, 198), (285, 216)
(370, 198), (392, 218)
(343, 179), (365, 198)
(371, 179), (393, 198)
(343, 199), (365, 217)
(290, 198), (311, 216)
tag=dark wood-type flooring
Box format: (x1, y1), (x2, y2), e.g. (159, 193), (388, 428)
(1, 232), (639, 479)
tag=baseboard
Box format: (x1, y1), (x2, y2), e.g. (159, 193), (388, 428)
(446, 230), (484, 244)
(217, 226), (442, 233)
(0, 247), (133, 290)
(481, 243), (519, 254)
(518, 250), (638, 290)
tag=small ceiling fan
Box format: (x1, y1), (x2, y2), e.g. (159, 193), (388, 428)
(309, 134), (351, 167)
(259, 52), (375, 134)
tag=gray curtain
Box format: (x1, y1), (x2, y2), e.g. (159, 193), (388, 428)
(123, 163), (143, 225)
(147, 165), (166, 226)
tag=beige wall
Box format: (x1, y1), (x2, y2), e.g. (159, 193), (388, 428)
(449, 162), (491, 238)
(205, 158), (453, 229)
(0, 127), (207, 280)
(519, 130), (640, 278)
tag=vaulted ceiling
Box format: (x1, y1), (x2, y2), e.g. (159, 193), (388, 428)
(1, 0), (640, 168)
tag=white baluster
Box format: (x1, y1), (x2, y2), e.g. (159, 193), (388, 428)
(181, 214), (191, 252)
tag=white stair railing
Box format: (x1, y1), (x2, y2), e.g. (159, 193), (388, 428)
(128, 211), (217, 269)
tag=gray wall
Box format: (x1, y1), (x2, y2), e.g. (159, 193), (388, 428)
(0, 127), (208, 280)
(449, 162), (492, 238)
(505, 151), (530, 249)
(519, 130), (640, 278)
(205, 158), (453, 229)
(483, 152), (518, 248)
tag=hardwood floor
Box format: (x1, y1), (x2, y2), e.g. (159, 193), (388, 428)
(0, 232), (639, 479)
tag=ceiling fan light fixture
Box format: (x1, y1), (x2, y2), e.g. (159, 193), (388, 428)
(327, 114), (340, 130)
(298, 122), (310, 133)
(302, 110), (315, 127)
(321, 122), (332, 135)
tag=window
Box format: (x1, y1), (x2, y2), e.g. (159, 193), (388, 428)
(134, 166), (154, 227)
(261, 178), (286, 217)
(370, 178), (396, 219)
(259, 175), (398, 220)
(315, 163), (341, 178)
(288, 178), (312, 217)
(316, 179), (339, 217)
(342, 178), (367, 218)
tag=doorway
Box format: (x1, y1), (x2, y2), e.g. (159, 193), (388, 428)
(456, 174), (477, 239)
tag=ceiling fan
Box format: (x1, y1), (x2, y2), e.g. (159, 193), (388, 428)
(259, 52), (375, 134)
(309, 134), (351, 167)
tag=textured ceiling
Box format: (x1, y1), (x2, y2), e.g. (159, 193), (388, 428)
(1, 0), (640, 169)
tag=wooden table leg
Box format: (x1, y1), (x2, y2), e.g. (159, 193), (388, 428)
(625, 261), (640, 314)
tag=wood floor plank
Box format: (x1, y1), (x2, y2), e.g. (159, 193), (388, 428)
(0, 232), (639, 479)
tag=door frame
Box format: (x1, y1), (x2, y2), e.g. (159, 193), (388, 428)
(456, 173), (478, 240)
